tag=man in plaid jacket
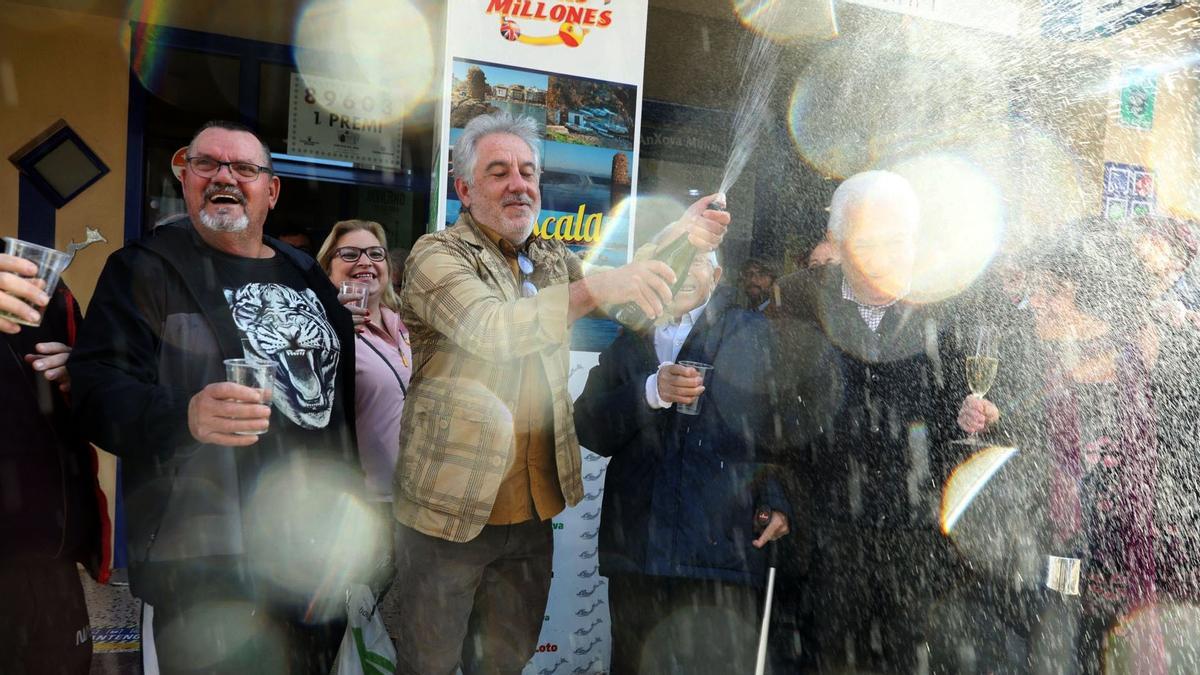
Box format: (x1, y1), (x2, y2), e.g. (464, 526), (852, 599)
(391, 111), (729, 674)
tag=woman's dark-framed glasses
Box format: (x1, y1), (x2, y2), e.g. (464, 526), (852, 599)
(517, 253), (538, 298)
(335, 246), (388, 263)
(186, 156), (273, 182)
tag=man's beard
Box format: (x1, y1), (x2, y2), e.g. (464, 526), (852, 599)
(498, 216), (535, 243)
(199, 209), (250, 232)
(198, 182), (250, 232)
(465, 195), (537, 243)
(496, 195), (536, 242)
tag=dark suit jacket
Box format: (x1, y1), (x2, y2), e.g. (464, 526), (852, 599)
(574, 287), (788, 587)
(771, 265), (966, 533)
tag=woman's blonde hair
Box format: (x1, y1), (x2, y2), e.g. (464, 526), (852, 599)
(317, 219), (402, 312)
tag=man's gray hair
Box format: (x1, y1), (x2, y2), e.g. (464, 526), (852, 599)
(453, 112), (542, 186)
(187, 120), (273, 171)
(827, 170), (920, 242)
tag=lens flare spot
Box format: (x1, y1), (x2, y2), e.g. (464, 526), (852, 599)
(940, 445), (1044, 582)
(788, 78), (861, 180)
(732, 0), (839, 43)
(941, 445), (1019, 535)
(244, 457), (386, 621)
(122, 2), (182, 97)
(151, 601), (289, 670)
(1105, 605), (1200, 673)
(889, 154), (1004, 304)
(973, 122), (1089, 254)
(592, 194), (687, 267)
(293, 0), (434, 124)
(787, 18), (1014, 180)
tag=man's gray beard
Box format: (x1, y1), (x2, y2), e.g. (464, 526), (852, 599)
(505, 218), (535, 243)
(494, 210), (536, 243)
(199, 209), (250, 233)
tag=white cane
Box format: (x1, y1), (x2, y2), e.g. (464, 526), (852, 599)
(754, 508), (777, 675)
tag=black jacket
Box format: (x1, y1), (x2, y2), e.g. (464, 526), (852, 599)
(574, 287), (789, 587)
(69, 224), (357, 607)
(772, 266), (966, 533)
(1, 285), (101, 572)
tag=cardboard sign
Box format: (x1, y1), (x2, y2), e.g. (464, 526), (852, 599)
(287, 73), (404, 169)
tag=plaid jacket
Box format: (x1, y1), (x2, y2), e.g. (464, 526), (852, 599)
(394, 213), (586, 542)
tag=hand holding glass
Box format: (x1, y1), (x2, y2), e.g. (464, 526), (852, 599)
(676, 360), (714, 415)
(0, 238), (72, 327)
(224, 358), (274, 436)
(340, 280), (369, 309)
(953, 326), (999, 446)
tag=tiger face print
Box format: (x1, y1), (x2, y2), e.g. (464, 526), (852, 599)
(224, 283), (340, 429)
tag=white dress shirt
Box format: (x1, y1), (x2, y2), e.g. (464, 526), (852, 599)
(645, 301), (709, 409)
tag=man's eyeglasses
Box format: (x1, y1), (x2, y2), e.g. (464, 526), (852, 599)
(186, 156), (273, 182)
(334, 246), (388, 263)
(517, 252), (537, 298)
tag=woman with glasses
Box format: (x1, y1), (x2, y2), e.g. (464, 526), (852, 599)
(316, 220), (411, 625)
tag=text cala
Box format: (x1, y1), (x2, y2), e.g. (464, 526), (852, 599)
(536, 204), (607, 243)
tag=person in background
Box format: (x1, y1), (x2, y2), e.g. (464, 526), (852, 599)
(319, 219), (411, 497)
(806, 234), (839, 268)
(270, 222), (316, 257)
(1129, 214), (1200, 327)
(574, 247), (790, 674)
(317, 219), (411, 637)
(0, 253), (102, 675)
(391, 111), (727, 675)
(1124, 216), (1200, 612)
(739, 256), (777, 311)
(963, 222), (1200, 673)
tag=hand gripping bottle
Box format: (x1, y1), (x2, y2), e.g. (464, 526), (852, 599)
(612, 192), (725, 332)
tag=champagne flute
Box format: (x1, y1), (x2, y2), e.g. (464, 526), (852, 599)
(953, 325), (1000, 446)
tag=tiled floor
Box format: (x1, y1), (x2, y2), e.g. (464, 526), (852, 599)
(81, 568), (141, 675)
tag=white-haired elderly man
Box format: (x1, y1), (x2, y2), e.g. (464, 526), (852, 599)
(769, 170), (976, 672)
(391, 111), (729, 675)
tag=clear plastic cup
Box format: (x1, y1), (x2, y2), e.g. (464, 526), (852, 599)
(1, 237), (72, 327)
(340, 280), (369, 310)
(223, 358), (275, 436)
(676, 360), (714, 415)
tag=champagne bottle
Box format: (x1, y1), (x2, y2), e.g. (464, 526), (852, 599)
(612, 193), (725, 332)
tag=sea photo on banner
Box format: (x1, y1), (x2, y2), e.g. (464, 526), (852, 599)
(435, 2), (650, 673)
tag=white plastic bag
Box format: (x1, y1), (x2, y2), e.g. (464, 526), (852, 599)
(336, 583), (397, 675)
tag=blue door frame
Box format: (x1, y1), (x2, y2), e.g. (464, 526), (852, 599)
(123, 22), (430, 244)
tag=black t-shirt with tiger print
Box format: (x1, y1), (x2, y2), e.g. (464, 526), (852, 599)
(211, 248), (345, 436)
